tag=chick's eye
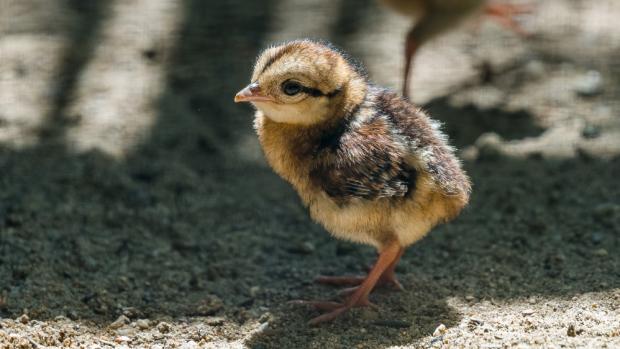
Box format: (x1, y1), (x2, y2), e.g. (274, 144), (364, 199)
(282, 80), (302, 96)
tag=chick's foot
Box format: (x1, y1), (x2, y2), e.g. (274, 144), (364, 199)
(291, 242), (403, 325)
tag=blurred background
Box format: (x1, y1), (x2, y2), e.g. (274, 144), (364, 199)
(0, 0), (619, 348)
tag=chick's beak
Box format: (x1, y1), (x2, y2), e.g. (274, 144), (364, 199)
(234, 82), (274, 103)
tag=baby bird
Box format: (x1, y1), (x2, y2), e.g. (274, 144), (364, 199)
(381, 0), (531, 97)
(234, 40), (471, 325)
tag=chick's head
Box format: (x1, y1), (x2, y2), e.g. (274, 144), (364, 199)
(235, 40), (366, 125)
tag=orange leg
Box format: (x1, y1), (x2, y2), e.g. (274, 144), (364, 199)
(315, 248), (405, 292)
(291, 241), (403, 325)
(402, 27), (419, 99)
(484, 2), (533, 37)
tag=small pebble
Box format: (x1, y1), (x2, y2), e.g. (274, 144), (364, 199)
(206, 316), (225, 326)
(582, 124), (601, 139)
(258, 312), (272, 323)
(109, 315), (130, 329)
(135, 319), (150, 330)
(122, 307), (143, 319)
(593, 248), (608, 257)
(465, 295), (475, 301)
(524, 60), (545, 80)
(16, 314), (29, 324)
(590, 232), (604, 244)
(116, 327), (136, 336)
(157, 321), (171, 333)
(468, 318), (483, 328)
(250, 286), (261, 297)
(574, 70), (603, 97)
(179, 340), (199, 349)
(289, 241), (315, 254)
(433, 323), (447, 336)
(567, 324), (577, 337)
(114, 336), (130, 343)
(593, 203), (620, 219)
(194, 295), (224, 316)
(522, 309), (535, 316)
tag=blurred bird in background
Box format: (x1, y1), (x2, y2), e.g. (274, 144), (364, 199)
(235, 40), (471, 324)
(380, 0), (532, 97)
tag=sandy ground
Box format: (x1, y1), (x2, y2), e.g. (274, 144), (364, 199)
(0, 0), (619, 348)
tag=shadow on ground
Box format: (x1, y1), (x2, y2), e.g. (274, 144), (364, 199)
(423, 96), (546, 147)
(38, 0), (109, 141)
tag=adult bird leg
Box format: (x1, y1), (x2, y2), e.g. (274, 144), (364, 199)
(484, 2), (533, 36)
(402, 28), (420, 98)
(291, 241), (404, 325)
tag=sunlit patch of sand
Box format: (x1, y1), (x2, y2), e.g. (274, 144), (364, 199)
(63, 0), (183, 157)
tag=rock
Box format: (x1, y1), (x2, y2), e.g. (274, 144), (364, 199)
(121, 307), (143, 319)
(289, 241), (315, 255)
(593, 203), (620, 224)
(156, 321), (171, 333)
(593, 248), (608, 257)
(591, 232), (604, 244)
(467, 318), (483, 331)
(249, 286), (260, 298)
(258, 312), (272, 323)
(574, 70), (603, 97)
(193, 295), (224, 316)
(433, 323), (447, 336)
(109, 315), (130, 329)
(116, 327), (136, 336)
(180, 340), (199, 349)
(522, 309), (535, 316)
(135, 319), (150, 330)
(582, 124), (601, 139)
(114, 336), (130, 343)
(524, 60), (545, 80)
(16, 314), (29, 324)
(206, 316), (225, 326)
(567, 324), (577, 337)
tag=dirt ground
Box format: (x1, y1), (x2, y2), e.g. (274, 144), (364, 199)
(1, 0), (619, 348)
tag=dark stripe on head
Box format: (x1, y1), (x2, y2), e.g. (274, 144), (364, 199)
(257, 45), (293, 77)
(301, 86), (342, 98)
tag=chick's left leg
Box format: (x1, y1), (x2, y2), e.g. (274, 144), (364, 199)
(293, 241), (403, 325)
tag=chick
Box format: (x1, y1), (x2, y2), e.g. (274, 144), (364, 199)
(381, 0), (531, 96)
(234, 40), (471, 325)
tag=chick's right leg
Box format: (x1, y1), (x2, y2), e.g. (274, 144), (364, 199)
(292, 241), (404, 325)
(315, 248), (405, 292)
